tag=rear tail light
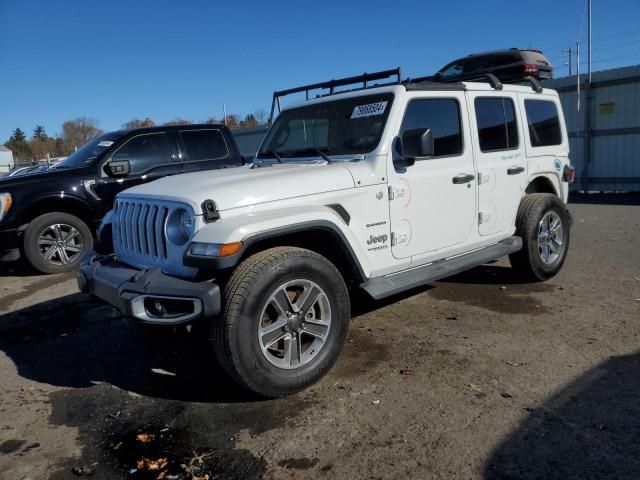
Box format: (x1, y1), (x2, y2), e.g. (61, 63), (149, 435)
(563, 165), (576, 183)
(523, 63), (539, 74)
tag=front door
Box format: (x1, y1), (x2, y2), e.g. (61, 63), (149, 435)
(468, 93), (526, 236)
(93, 131), (183, 208)
(389, 93), (477, 259)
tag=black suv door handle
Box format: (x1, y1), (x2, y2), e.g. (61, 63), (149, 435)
(452, 173), (475, 184)
(507, 166), (525, 175)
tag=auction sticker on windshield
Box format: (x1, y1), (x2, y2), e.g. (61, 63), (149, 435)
(351, 101), (388, 119)
(98, 141), (114, 147)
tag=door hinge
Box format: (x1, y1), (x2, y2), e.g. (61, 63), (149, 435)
(388, 185), (406, 201)
(478, 211), (491, 224)
(391, 230), (408, 247)
(477, 172), (490, 185)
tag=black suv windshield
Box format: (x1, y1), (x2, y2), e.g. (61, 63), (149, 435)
(52, 132), (124, 169)
(258, 93), (394, 160)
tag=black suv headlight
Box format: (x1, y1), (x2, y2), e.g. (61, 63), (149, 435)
(0, 193), (12, 223)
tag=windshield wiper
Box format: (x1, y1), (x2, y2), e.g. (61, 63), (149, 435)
(258, 150), (283, 163)
(313, 147), (332, 163)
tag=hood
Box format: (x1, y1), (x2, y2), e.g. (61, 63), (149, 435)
(118, 163), (356, 211)
(0, 166), (90, 190)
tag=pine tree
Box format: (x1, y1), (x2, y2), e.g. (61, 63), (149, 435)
(33, 125), (48, 141)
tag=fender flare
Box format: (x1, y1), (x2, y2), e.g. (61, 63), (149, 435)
(183, 219), (368, 281)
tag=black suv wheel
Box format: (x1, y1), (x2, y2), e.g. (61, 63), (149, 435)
(212, 246), (350, 397)
(23, 212), (93, 274)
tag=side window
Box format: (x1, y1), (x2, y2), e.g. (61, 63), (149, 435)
(440, 61), (464, 79)
(111, 133), (172, 174)
(524, 99), (563, 147)
(179, 129), (229, 161)
(401, 99), (463, 157)
(475, 97), (518, 151)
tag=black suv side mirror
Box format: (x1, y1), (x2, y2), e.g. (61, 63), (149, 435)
(104, 160), (131, 178)
(394, 128), (434, 169)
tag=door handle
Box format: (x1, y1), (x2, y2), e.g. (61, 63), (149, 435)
(452, 173), (475, 184)
(507, 166), (525, 175)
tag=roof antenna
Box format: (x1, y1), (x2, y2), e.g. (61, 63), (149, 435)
(528, 40), (533, 49)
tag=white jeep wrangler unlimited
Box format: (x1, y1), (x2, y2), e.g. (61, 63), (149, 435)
(79, 69), (574, 397)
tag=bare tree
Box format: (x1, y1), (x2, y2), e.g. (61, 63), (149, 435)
(224, 114), (239, 128)
(122, 117), (156, 129)
(62, 117), (104, 150)
(254, 108), (268, 125)
(163, 118), (192, 126)
(205, 117), (220, 124)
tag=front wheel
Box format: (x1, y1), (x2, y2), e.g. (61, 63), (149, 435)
(212, 247), (350, 397)
(23, 212), (94, 274)
(509, 193), (570, 281)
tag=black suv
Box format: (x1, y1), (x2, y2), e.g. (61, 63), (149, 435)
(435, 48), (553, 82)
(0, 124), (243, 273)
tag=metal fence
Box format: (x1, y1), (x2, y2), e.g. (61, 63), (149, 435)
(545, 65), (640, 192)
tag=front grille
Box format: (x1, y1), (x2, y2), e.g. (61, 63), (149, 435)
(113, 198), (173, 268)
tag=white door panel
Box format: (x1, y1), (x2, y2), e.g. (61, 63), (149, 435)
(389, 93), (476, 259)
(469, 93), (527, 236)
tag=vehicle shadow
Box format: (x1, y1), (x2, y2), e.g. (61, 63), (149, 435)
(0, 293), (253, 404)
(437, 263), (534, 286)
(0, 258), (41, 277)
(569, 192), (640, 206)
(484, 352), (640, 479)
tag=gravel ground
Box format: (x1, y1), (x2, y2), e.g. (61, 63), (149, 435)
(0, 194), (639, 480)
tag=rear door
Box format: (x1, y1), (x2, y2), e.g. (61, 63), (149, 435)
(388, 92), (477, 259)
(178, 128), (237, 173)
(468, 93), (526, 236)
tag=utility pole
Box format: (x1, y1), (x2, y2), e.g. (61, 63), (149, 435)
(583, 0), (592, 191)
(563, 47), (573, 75)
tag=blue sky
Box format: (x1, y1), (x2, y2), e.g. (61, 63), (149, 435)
(2, 0), (640, 142)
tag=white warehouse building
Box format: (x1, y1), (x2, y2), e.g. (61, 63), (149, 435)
(0, 146), (14, 174)
(545, 65), (640, 192)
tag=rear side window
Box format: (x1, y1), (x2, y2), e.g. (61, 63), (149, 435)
(401, 99), (463, 157)
(111, 133), (172, 174)
(180, 129), (228, 161)
(474, 97), (518, 151)
(525, 100), (563, 147)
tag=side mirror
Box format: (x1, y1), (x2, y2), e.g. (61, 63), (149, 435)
(104, 160), (130, 178)
(401, 128), (434, 161)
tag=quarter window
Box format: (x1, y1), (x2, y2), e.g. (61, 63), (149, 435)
(475, 98), (518, 151)
(111, 133), (173, 174)
(401, 99), (463, 157)
(525, 100), (563, 147)
(179, 129), (229, 161)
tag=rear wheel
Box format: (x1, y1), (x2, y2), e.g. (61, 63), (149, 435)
(212, 247), (350, 397)
(509, 193), (570, 281)
(23, 212), (93, 274)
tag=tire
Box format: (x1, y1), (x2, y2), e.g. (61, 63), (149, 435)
(212, 246), (351, 397)
(23, 212), (94, 274)
(509, 193), (570, 282)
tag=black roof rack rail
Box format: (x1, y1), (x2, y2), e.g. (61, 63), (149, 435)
(502, 75), (543, 93)
(438, 73), (503, 90)
(269, 68), (402, 124)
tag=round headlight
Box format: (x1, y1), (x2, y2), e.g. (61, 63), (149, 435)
(166, 208), (195, 246)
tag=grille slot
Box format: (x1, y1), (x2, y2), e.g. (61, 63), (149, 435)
(113, 199), (179, 267)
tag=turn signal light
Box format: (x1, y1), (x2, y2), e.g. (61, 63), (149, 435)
(563, 165), (576, 183)
(219, 242), (243, 257)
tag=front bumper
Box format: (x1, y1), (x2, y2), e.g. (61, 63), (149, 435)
(0, 227), (21, 262)
(77, 254), (221, 325)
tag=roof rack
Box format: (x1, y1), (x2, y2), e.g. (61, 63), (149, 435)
(438, 73), (504, 90)
(269, 68), (402, 124)
(504, 75), (543, 93)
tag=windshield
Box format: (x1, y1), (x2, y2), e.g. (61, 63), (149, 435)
(52, 132), (124, 169)
(258, 93), (394, 160)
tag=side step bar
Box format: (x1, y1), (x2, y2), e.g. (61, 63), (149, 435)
(360, 236), (522, 300)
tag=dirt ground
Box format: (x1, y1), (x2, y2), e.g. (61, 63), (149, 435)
(1, 194), (639, 480)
